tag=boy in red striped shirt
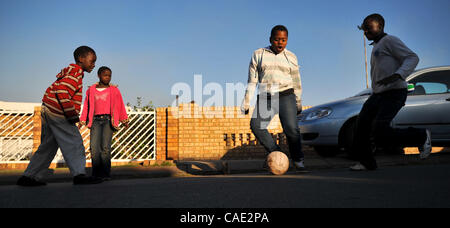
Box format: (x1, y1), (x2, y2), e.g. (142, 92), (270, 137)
(17, 46), (103, 186)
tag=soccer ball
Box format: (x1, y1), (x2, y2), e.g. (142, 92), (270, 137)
(267, 151), (290, 175)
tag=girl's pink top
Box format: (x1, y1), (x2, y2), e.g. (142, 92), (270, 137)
(80, 83), (128, 129)
(93, 87), (111, 115)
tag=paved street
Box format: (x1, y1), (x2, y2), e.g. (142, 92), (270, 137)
(1, 163), (450, 208)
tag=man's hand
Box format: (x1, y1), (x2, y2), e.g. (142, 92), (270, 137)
(377, 74), (402, 86)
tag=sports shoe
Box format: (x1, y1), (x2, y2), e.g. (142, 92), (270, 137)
(73, 174), (104, 185)
(16, 176), (47, 187)
(293, 160), (306, 171)
(349, 163), (367, 171)
(419, 129), (432, 160)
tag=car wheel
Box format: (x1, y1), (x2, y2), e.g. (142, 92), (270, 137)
(314, 146), (341, 157)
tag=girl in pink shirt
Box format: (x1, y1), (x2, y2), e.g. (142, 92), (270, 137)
(80, 66), (128, 180)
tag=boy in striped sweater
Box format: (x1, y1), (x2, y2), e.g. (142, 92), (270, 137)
(242, 25), (305, 171)
(17, 46), (103, 186)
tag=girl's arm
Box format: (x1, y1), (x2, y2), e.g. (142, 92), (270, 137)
(116, 88), (129, 126)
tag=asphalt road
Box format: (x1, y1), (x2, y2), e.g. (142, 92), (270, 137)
(1, 163), (450, 208)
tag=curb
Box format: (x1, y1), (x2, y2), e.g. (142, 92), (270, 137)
(176, 152), (450, 175)
(1, 153), (449, 186)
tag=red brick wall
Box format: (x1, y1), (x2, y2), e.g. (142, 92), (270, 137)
(32, 106), (42, 153)
(156, 107), (179, 161)
(155, 103), (308, 161)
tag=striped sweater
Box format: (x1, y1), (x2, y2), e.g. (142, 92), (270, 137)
(241, 47), (303, 113)
(42, 64), (84, 122)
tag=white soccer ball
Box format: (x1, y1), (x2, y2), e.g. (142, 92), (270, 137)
(267, 151), (290, 175)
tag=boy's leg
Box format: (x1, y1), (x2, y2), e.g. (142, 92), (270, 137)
(250, 95), (281, 153)
(23, 109), (59, 180)
(353, 94), (380, 170)
(278, 94), (303, 162)
(101, 116), (114, 178)
(393, 127), (427, 147)
(46, 113), (87, 177)
(373, 89), (427, 148)
(90, 117), (103, 177)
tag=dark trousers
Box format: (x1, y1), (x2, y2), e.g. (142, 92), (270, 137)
(250, 91), (304, 162)
(90, 115), (114, 178)
(354, 89), (427, 170)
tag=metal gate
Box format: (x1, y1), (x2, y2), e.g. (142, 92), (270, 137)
(0, 111), (35, 162)
(0, 110), (156, 163)
(81, 111), (157, 161)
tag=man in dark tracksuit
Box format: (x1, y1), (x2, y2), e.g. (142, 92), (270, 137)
(350, 14), (432, 171)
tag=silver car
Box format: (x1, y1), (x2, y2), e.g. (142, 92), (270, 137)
(299, 66), (450, 157)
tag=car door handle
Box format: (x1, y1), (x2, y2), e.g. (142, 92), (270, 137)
(447, 98), (450, 101)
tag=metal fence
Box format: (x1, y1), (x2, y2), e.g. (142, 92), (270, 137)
(0, 111), (35, 162)
(0, 110), (156, 163)
(80, 111), (157, 161)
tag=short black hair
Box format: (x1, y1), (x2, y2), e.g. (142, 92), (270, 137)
(271, 25), (288, 39)
(98, 66), (112, 75)
(73, 46), (96, 63)
(361, 14), (385, 30)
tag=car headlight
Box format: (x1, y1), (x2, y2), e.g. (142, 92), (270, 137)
(303, 107), (333, 121)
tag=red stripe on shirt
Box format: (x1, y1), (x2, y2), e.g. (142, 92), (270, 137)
(42, 64), (84, 119)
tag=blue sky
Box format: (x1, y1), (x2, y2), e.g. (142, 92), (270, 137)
(1, 0), (449, 107)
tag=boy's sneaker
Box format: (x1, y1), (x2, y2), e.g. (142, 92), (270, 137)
(16, 176), (47, 187)
(419, 129), (432, 160)
(293, 160), (306, 171)
(349, 163), (367, 171)
(73, 174), (103, 185)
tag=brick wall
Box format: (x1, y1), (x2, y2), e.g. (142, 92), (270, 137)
(156, 107), (179, 161)
(156, 103), (311, 161)
(32, 106), (42, 153)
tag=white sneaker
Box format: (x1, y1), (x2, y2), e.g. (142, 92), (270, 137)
(349, 163), (367, 171)
(419, 129), (432, 160)
(293, 160), (306, 171)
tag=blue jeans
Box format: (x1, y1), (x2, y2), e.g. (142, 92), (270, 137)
(250, 92), (304, 162)
(90, 115), (114, 178)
